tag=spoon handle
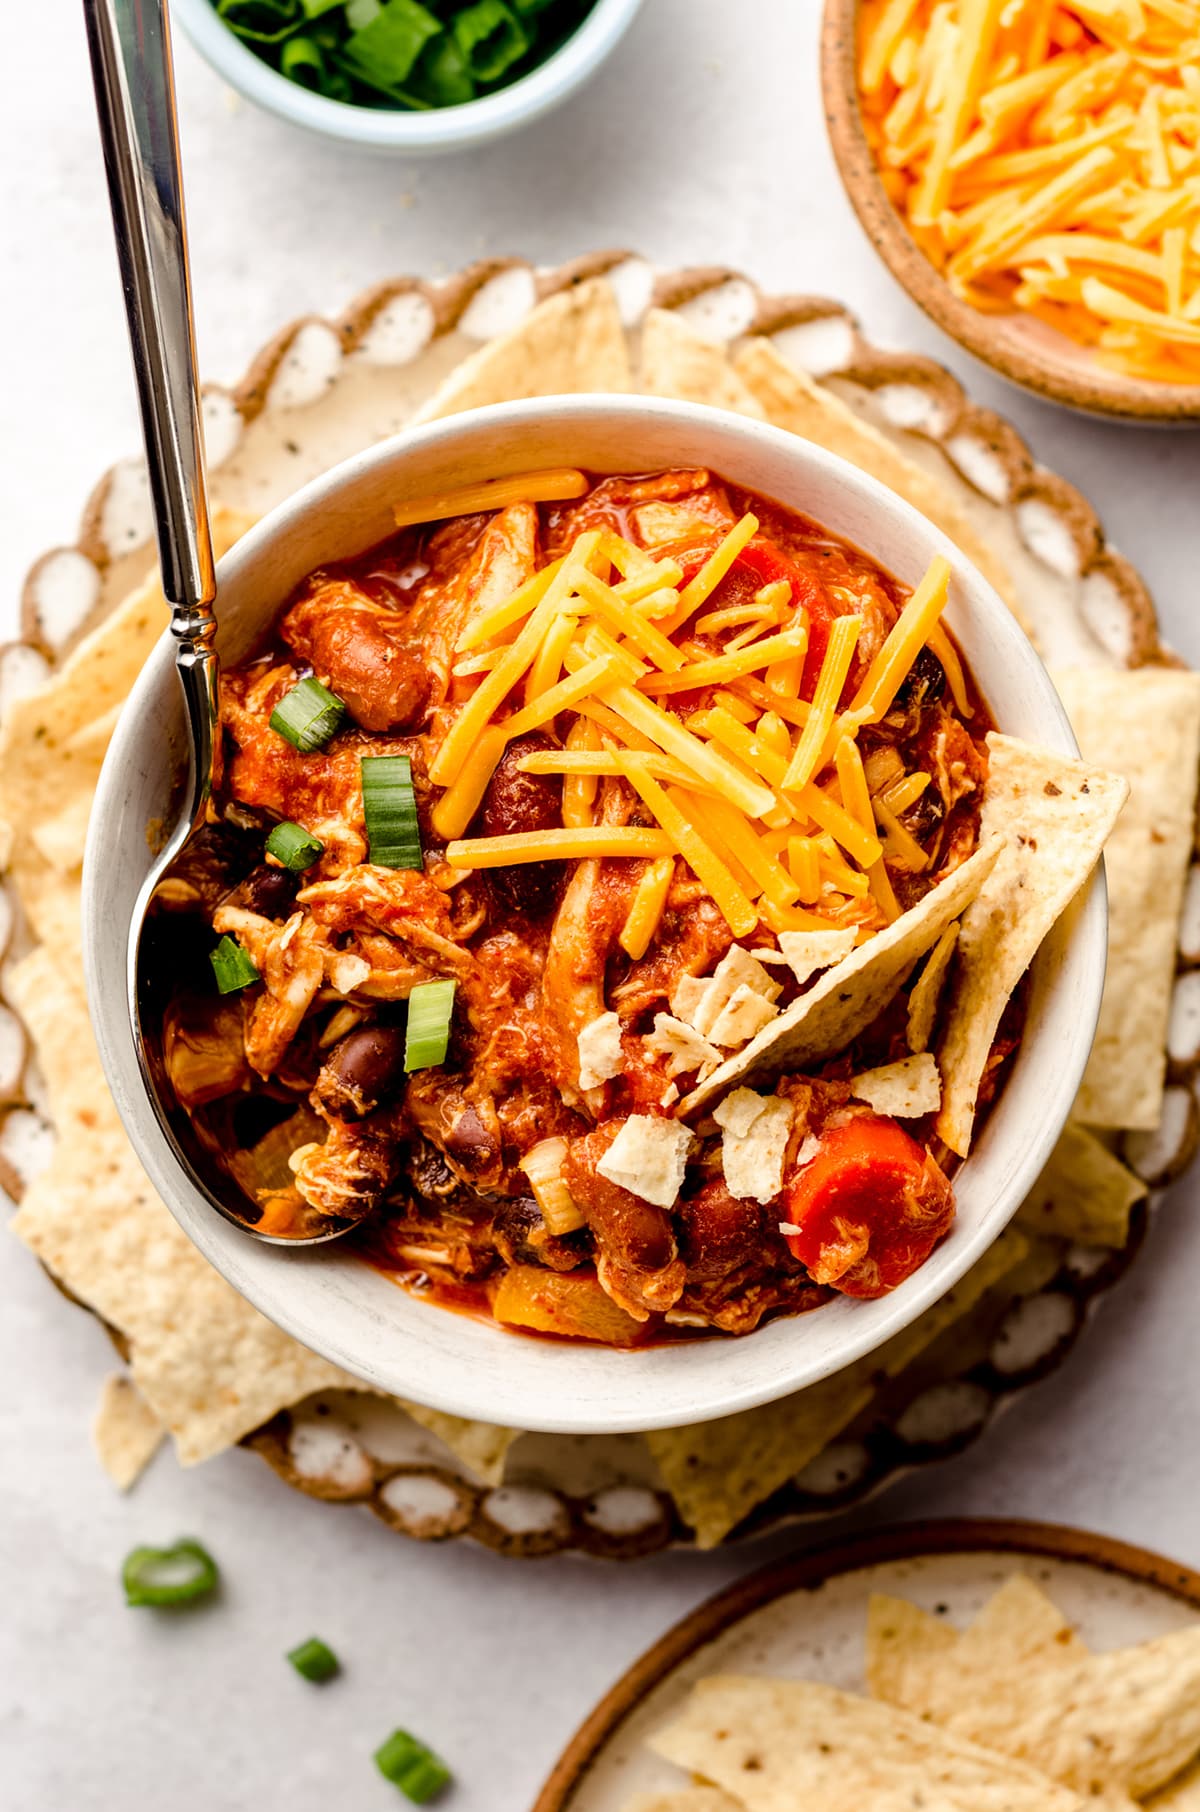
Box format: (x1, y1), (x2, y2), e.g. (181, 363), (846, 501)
(83, 0), (218, 803)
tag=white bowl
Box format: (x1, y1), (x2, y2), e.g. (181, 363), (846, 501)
(172, 0), (644, 154)
(83, 397), (1107, 1435)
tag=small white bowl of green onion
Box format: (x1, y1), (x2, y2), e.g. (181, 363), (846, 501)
(172, 0), (644, 152)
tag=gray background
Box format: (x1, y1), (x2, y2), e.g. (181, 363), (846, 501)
(3, 2), (1200, 1808)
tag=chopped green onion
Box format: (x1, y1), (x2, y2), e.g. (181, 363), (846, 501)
(270, 677), (346, 752)
(345, 0), (441, 85)
(374, 1729), (452, 1803)
(413, 32), (477, 104)
(361, 755), (423, 869)
(266, 820), (325, 871)
(452, 0), (531, 81)
(216, 0), (302, 44)
(299, 0), (345, 16)
(210, 935), (260, 995)
(344, 0), (382, 26)
(287, 1636), (340, 1681)
(122, 1539), (219, 1607)
(404, 979), (456, 1072)
(281, 33), (329, 85)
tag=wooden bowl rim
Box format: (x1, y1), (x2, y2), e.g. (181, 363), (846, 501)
(532, 1515), (1200, 1810)
(819, 0), (1200, 423)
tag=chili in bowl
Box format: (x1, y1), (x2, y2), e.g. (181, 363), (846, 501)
(83, 398), (1113, 1433)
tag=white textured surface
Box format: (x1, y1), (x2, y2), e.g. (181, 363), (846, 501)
(3, 3), (1200, 1810)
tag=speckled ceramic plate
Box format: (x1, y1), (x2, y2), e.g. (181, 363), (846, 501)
(6, 253), (1200, 1558)
(533, 1518), (1200, 1809)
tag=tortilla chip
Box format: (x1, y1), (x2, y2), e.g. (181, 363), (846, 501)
(865, 1594), (958, 1705)
(639, 309), (765, 416)
(936, 735), (1128, 1157)
(876, 1607), (1200, 1800)
(414, 278), (631, 423)
(907, 922), (959, 1054)
(7, 949), (360, 1464)
(734, 339), (1030, 633)
(1017, 1121), (1145, 1248)
(959, 1574), (1088, 1670)
(851, 1052), (941, 1117)
(397, 1405), (516, 1487)
(649, 1674), (1088, 1811)
(1149, 1764), (1200, 1809)
(683, 836), (1003, 1116)
(870, 1576), (1087, 1721)
(645, 1225), (1026, 1547)
(91, 1373), (164, 1490)
(624, 1793), (743, 1812)
(1052, 667), (1200, 1131)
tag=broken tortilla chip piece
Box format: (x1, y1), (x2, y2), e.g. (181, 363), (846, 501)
(865, 1594), (960, 1706)
(1017, 1122), (1145, 1249)
(775, 926), (858, 987)
(649, 1674), (1089, 1811)
(682, 835), (1003, 1116)
(936, 735), (1128, 1158)
(851, 1052), (941, 1117)
(638, 308), (766, 417)
(645, 1225), (1026, 1547)
(734, 338), (1030, 635)
(1052, 667), (1200, 1132)
(414, 278), (631, 423)
(92, 1373), (164, 1491)
(713, 1089), (793, 1203)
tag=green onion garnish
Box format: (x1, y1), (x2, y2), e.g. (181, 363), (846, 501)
(344, 0), (441, 85)
(374, 1729), (452, 1803)
(270, 677), (346, 753)
(287, 1636), (340, 1682)
(404, 979), (456, 1072)
(207, 0), (590, 110)
(210, 935), (260, 995)
(452, 0), (531, 81)
(122, 1539), (219, 1607)
(362, 755), (423, 869)
(266, 820), (325, 871)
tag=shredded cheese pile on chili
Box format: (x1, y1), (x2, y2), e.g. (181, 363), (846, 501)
(859, 0), (1200, 382)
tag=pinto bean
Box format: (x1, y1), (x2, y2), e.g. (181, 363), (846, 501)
(304, 610), (430, 732)
(492, 1196), (585, 1273)
(564, 1123), (682, 1289)
(677, 1179), (766, 1282)
(479, 732), (563, 914)
(313, 1024), (407, 1121)
(443, 1104), (500, 1177)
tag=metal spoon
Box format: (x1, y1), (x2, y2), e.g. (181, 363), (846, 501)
(84, 0), (351, 1243)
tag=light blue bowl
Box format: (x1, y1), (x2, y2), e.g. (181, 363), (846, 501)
(172, 0), (644, 154)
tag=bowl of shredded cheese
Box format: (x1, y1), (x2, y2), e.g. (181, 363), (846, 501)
(822, 0), (1200, 420)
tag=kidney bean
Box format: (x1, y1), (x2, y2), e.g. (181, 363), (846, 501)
(443, 1104), (499, 1177)
(479, 732), (563, 914)
(307, 611), (429, 732)
(313, 1023), (408, 1121)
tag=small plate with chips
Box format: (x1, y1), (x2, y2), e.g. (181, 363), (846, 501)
(536, 1517), (1200, 1809)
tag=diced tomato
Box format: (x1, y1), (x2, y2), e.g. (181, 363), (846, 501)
(780, 1116), (955, 1299)
(674, 536), (837, 697)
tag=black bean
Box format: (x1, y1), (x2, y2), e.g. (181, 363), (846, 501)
(313, 1024), (408, 1121)
(223, 863), (300, 922)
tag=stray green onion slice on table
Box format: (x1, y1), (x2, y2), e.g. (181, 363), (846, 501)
(362, 754), (423, 869)
(210, 935), (260, 995)
(269, 676), (346, 753)
(266, 820), (325, 871)
(208, 0), (595, 110)
(286, 1636), (340, 1681)
(122, 1539), (220, 1607)
(374, 1728), (453, 1802)
(404, 979), (456, 1072)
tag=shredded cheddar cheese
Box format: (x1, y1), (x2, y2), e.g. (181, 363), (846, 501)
(858, 0), (1200, 380)
(393, 469), (588, 529)
(426, 513), (957, 943)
